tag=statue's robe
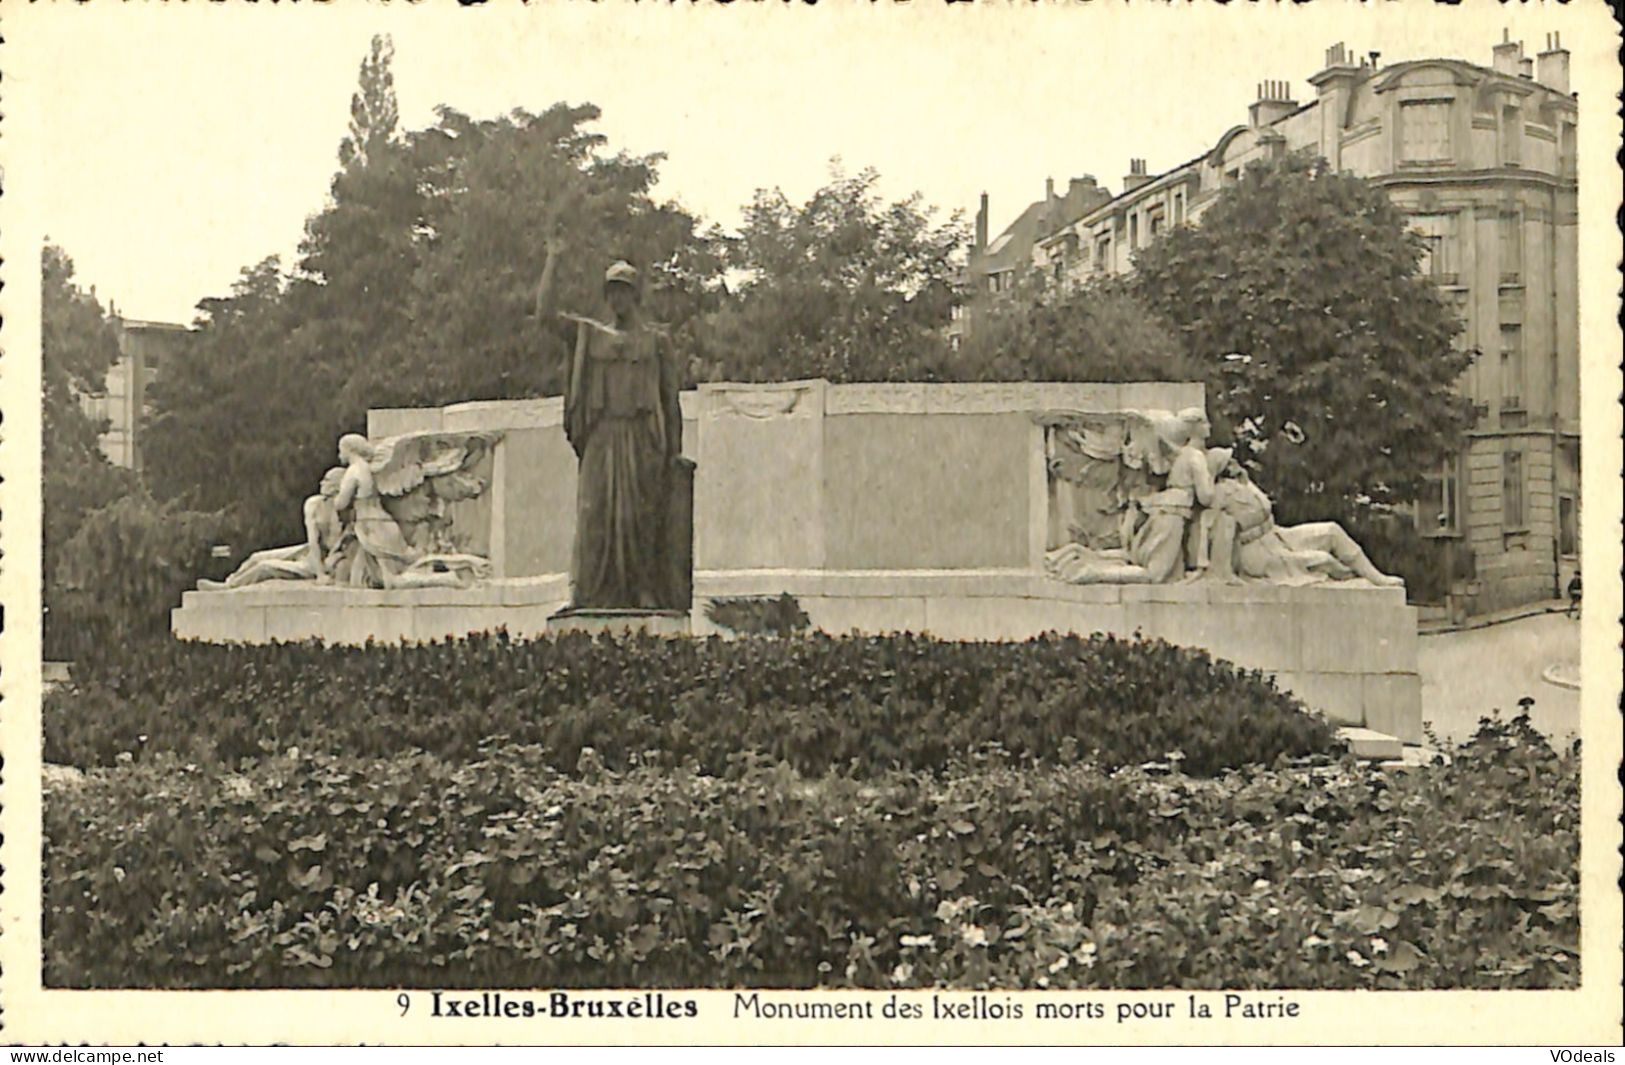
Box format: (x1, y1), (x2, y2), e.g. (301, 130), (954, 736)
(563, 317), (684, 610)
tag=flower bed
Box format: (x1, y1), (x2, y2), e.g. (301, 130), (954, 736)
(44, 715), (1576, 990)
(46, 631), (1335, 778)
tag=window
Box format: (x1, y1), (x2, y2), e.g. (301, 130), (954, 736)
(1498, 212), (1523, 283)
(1502, 451), (1525, 530)
(1500, 324), (1524, 409)
(1501, 105), (1521, 166)
(1053, 260), (1064, 284)
(1129, 214), (1139, 250)
(1147, 207), (1165, 240)
(1400, 100), (1453, 163)
(1419, 457), (1463, 536)
(1174, 191), (1186, 225)
(1560, 123), (1577, 178)
(1446, 289), (1471, 350)
(1411, 213), (1459, 283)
(1094, 236), (1111, 273)
(1558, 496), (1577, 556)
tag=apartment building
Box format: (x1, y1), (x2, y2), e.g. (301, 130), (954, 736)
(967, 33), (1579, 613)
(80, 318), (194, 471)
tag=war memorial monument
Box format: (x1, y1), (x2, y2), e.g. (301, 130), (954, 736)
(175, 253), (1420, 745)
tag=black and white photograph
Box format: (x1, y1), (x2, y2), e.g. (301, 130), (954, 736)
(2, 0), (1620, 1046)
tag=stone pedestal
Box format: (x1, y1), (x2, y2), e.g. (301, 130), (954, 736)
(545, 608), (692, 638)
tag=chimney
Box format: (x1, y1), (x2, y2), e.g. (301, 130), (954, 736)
(1309, 41), (1360, 98)
(1537, 32), (1570, 94)
(1248, 80), (1299, 127)
(1123, 158), (1153, 194)
(1492, 30), (1523, 76)
(1309, 41), (1362, 167)
(975, 192), (989, 253)
(1046, 177), (1056, 203)
(1519, 56), (1534, 79)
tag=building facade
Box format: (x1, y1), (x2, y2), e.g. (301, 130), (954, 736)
(80, 318), (194, 471)
(950, 175), (1112, 348)
(967, 33), (1579, 614)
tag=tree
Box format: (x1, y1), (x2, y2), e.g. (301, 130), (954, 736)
(358, 103), (721, 409)
(142, 256), (315, 550)
(144, 36), (721, 555)
(933, 272), (1196, 384)
(42, 245), (138, 655)
(1132, 150), (1476, 524)
(702, 165), (966, 383)
(338, 35), (399, 171)
(42, 244), (227, 659)
(145, 39), (424, 554)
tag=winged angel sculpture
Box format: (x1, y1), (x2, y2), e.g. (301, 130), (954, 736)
(200, 430), (501, 591)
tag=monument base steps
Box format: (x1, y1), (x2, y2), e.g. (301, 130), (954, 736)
(546, 608), (693, 637)
(1336, 727), (1405, 761)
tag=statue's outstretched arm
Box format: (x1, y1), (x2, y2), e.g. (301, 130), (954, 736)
(534, 236), (566, 320)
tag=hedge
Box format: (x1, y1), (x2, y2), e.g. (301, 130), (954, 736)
(46, 631), (1337, 778)
(43, 714), (1577, 990)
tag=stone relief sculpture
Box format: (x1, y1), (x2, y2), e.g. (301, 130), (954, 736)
(1042, 407), (1213, 584)
(1042, 410), (1401, 589)
(198, 430), (499, 592)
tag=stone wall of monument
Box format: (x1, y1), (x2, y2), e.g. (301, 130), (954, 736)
(371, 380), (1206, 580)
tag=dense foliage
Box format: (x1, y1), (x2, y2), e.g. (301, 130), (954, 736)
(42, 246), (138, 656)
(52, 496), (230, 650)
(1131, 150), (1477, 527)
(1342, 512), (1476, 605)
(699, 165), (965, 384)
(44, 714), (1577, 990)
(41, 246), (227, 660)
(45, 632), (1332, 778)
(940, 274), (1197, 385)
(703, 594), (812, 637)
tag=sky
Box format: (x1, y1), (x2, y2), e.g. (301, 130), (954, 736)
(9, 1), (1602, 324)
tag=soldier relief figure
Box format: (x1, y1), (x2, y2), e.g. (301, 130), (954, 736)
(198, 432), (499, 592)
(536, 237), (692, 612)
(1044, 407), (1402, 588)
(197, 467), (348, 590)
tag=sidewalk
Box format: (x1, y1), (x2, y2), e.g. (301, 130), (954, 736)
(1418, 597), (1571, 636)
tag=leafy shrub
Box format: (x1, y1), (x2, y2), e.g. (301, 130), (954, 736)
(46, 631), (1335, 778)
(50, 493), (230, 660)
(704, 593), (812, 637)
(43, 714), (1577, 990)
(1344, 510), (1476, 605)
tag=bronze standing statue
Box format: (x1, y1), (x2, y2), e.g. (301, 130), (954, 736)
(537, 238), (692, 612)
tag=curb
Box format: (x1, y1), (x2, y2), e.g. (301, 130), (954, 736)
(1419, 602), (1569, 636)
(1541, 663), (1581, 691)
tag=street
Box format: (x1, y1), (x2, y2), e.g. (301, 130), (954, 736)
(1418, 611), (1583, 744)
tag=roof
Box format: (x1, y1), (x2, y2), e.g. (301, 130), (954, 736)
(119, 319), (194, 333)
